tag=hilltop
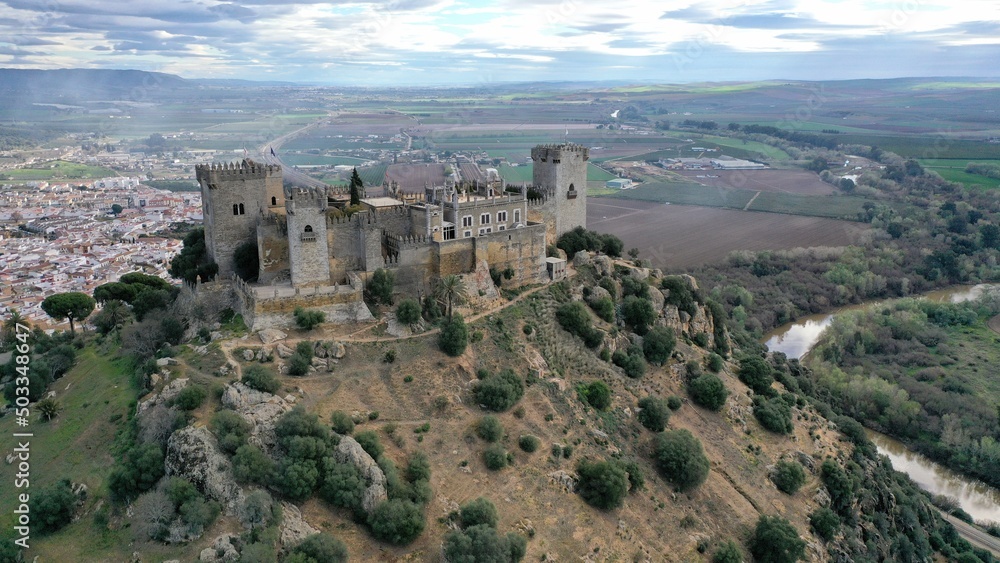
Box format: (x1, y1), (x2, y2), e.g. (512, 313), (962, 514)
(1, 250), (989, 562)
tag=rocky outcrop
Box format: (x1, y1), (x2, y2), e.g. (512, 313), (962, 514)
(199, 534), (240, 562)
(165, 426), (244, 515)
(258, 328), (287, 345)
(334, 436), (388, 515)
(572, 250), (591, 267)
(586, 285), (612, 305)
(137, 378), (188, 414)
(221, 382), (291, 454)
(592, 255), (614, 277)
(279, 501), (319, 548)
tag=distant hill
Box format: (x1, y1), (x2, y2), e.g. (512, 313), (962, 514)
(0, 68), (294, 107)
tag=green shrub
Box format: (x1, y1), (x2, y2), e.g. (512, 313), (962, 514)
(621, 296), (656, 335)
(688, 374), (729, 411)
(444, 524), (528, 563)
(211, 410), (251, 454)
(642, 326), (675, 365)
(477, 416), (504, 443)
(576, 459), (629, 510)
(713, 540), (743, 563)
(771, 461), (807, 495)
(287, 353), (312, 376)
(483, 444), (509, 470)
(661, 276), (701, 317)
(439, 314), (469, 356)
(579, 380), (612, 411)
(293, 307), (325, 330)
(29, 479), (77, 535)
(460, 497), (499, 528)
(396, 298), (421, 325)
(369, 499), (425, 544)
(330, 410), (355, 435)
(172, 385), (207, 411)
(809, 507), (840, 541)
(738, 356), (773, 394)
(621, 276), (650, 299)
(518, 435), (540, 453)
(474, 369), (524, 412)
(749, 515), (806, 563)
(820, 460), (855, 517)
(276, 458), (321, 502)
(320, 461), (366, 516)
(589, 297), (616, 322)
(753, 397), (793, 434)
(354, 430), (384, 459)
(612, 347), (646, 379)
(367, 269), (395, 306)
(242, 365), (281, 394)
(667, 395), (683, 410)
(692, 332), (710, 348)
(232, 444), (273, 485)
(637, 396), (670, 432)
(707, 353), (725, 373)
(289, 532), (349, 563)
(556, 301), (602, 347)
(653, 429), (710, 492)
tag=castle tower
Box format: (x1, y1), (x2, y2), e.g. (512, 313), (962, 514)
(531, 143), (589, 238)
(196, 159), (280, 278)
(285, 186), (331, 287)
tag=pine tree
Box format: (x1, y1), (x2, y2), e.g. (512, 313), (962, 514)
(349, 168), (363, 206)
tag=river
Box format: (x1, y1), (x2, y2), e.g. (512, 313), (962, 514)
(763, 284), (1000, 522)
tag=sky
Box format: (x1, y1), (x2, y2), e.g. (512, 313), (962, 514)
(0, 0), (998, 85)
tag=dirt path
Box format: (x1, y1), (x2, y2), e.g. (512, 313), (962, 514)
(988, 314), (1000, 335)
(743, 190), (762, 211)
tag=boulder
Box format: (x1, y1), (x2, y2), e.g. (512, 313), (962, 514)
(649, 287), (665, 312)
(137, 378), (188, 414)
(334, 436), (388, 515)
(221, 382), (292, 455)
(275, 343), (294, 359)
(311, 357), (328, 370)
(255, 348), (271, 362)
(280, 502), (319, 548)
(586, 285), (612, 305)
(199, 534), (240, 562)
(156, 358), (171, 368)
(165, 426), (244, 515)
(688, 307), (713, 339)
(258, 328), (287, 345)
(332, 342), (346, 360)
(572, 250), (591, 267)
(592, 255), (614, 277)
(242, 349), (255, 362)
(630, 267), (650, 280)
(548, 470), (577, 492)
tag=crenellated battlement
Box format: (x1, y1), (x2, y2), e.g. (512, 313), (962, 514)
(286, 185), (329, 213)
(531, 143), (590, 163)
(196, 159), (281, 185)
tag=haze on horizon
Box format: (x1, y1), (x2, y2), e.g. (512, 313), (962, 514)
(0, 0), (998, 86)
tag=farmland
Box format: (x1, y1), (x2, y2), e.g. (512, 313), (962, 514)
(385, 163), (448, 189)
(0, 160), (117, 180)
(673, 169), (836, 195)
(587, 199), (869, 268)
(918, 159), (1000, 190)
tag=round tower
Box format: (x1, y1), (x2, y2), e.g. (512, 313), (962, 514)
(531, 143), (589, 238)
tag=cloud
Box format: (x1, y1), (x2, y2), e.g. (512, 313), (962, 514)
(0, 0), (996, 83)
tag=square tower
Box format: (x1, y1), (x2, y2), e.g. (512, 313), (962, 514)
(531, 144), (589, 237)
(196, 159), (277, 278)
(285, 186), (332, 287)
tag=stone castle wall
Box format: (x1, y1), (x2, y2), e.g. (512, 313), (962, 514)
(531, 144), (588, 239)
(197, 161), (275, 278)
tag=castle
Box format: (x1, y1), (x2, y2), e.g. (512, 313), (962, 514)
(195, 143), (589, 329)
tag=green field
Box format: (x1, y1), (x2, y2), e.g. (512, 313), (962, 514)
(357, 164), (388, 186)
(0, 348), (188, 560)
(1, 160), (117, 181)
(835, 135), (1000, 159)
(498, 162), (619, 185)
(918, 159), (1000, 190)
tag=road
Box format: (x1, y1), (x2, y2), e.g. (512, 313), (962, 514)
(256, 114), (333, 189)
(939, 511), (1000, 557)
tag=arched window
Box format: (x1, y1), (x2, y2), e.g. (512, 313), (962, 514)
(304, 225), (313, 233)
(238, 203), (245, 215)
(567, 183), (577, 199)
(271, 196), (277, 206)
(233, 203), (239, 215)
